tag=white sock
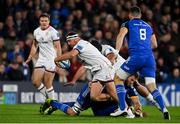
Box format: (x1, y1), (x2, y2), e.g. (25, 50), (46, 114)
(37, 83), (47, 97)
(146, 93), (160, 109)
(146, 93), (154, 101)
(46, 87), (55, 99)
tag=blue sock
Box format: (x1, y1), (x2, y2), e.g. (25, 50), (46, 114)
(51, 100), (69, 114)
(76, 84), (90, 106)
(151, 89), (166, 112)
(116, 84), (126, 110)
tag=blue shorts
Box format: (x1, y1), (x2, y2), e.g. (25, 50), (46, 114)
(121, 55), (156, 78)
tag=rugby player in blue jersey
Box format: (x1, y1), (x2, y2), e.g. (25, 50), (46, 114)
(110, 6), (170, 120)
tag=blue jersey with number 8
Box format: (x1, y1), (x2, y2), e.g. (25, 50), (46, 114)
(122, 18), (153, 56)
(121, 19), (156, 77)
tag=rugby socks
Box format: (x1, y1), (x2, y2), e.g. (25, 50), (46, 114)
(146, 93), (160, 109)
(37, 83), (47, 97)
(51, 100), (69, 114)
(151, 89), (168, 113)
(116, 84), (126, 111)
(46, 87), (55, 99)
(77, 84), (89, 106)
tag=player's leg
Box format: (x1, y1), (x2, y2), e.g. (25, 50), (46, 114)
(41, 98), (76, 116)
(43, 70), (55, 99)
(43, 61), (56, 99)
(32, 67), (46, 97)
(111, 57), (138, 117)
(43, 84), (91, 116)
(141, 64), (170, 120)
(90, 82), (112, 101)
(104, 81), (119, 102)
(114, 73), (127, 111)
(133, 81), (160, 109)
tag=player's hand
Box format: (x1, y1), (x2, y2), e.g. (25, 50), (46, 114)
(64, 81), (76, 86)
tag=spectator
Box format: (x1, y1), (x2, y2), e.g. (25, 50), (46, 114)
(156, 57), (169, 82)
(166, 67), (180, 83)
(6, 61), (23, 81)
(170, 21), (180, 50)
(0, 63), (7, 81)
(7, 43), (24, 63)
(0, 22), (5, 37)
(4, 15), (16, 39)
(0, 37), (7, 63)
(14, 10), (29, 39)
(80, 19), (92, 40)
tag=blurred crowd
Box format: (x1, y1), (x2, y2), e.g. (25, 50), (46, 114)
(0, 0), (180, 83)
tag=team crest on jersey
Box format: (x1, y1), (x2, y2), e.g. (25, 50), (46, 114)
(76, 45), (83, 51)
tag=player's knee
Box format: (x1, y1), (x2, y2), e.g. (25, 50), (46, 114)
(145, 77), (156, 85)
(114, 75), (124, 85)
(32, 78), (40, 88)
(115, 68), (129, 81)
(145, 77), (156, 92)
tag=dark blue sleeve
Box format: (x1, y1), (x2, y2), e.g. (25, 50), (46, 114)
(121, 21), (129, 29)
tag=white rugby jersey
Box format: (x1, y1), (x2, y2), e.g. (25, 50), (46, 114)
(73, 40), (112, 69)
(101, 45), (125, 67)
(33, 26), (60, 60)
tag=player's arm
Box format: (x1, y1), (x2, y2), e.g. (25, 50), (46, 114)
(54, 49), (79, 62)
(25, 40), (38, 64)
(54, 40), (62, 57)
(116, 27), (128, 51)
(151, 34), (158, 49)
(64, 66), (87, 86)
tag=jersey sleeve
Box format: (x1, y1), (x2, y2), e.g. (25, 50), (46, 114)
(121, 21), (129, 28)
(51, 29), (60, 42)
(33, 30), (36, 40)
(73, 43), (85, 53)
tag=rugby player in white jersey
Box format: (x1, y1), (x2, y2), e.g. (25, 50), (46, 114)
(25, 13), (62, 101)
(54, 31), (119, 103)
(67, 40), (159, 117)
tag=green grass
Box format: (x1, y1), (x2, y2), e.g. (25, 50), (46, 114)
(0, 104), (180, 123)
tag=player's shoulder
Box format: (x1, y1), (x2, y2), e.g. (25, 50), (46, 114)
(48, 26), (58, 33)
(33, 27), (41, 35)
(102, 44), (113, 50)
(121, 21), (129, 28)
(78, 39), (89, 45)
(141, 20), (152, 28)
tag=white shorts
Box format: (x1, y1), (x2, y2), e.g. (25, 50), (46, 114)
(35, 59), (56, 72)
(92, 65), (114, 83)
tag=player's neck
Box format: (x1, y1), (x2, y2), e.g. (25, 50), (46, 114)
(130, 17), (141, 20)
(41, 25), (50, 30)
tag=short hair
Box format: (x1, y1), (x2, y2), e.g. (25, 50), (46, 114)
(129, 6), (141, 17)
(66, 31), (79, 41)
(90, 39), (102, 52)
(39, 13), (50, 20)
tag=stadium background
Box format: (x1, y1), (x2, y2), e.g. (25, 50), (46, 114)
(0, 0), (180, 107)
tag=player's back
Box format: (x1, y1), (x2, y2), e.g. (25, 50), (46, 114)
(125, 19), (153, 56)
(74, 40), (112, 67)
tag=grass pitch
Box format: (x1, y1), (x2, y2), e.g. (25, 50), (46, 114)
(0, 104), (180, 123)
